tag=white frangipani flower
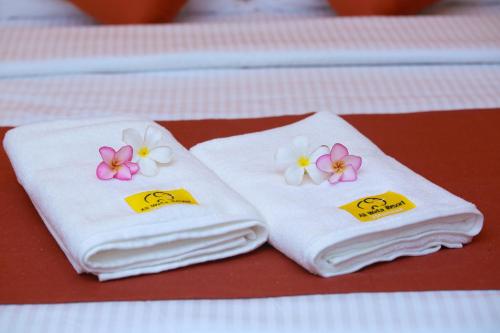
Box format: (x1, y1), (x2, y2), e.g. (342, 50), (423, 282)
(122, 125), (173, 176)
(275, 136), (329, 185)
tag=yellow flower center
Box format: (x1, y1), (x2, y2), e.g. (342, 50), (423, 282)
(138, 146), (149, 158)
(110, 160), (122, 172)
(297, 156), (310, 168)
(332, 160), (346, 174)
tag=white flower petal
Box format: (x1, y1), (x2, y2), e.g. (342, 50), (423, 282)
(138, 157), (159, 176)
(157, 138), (172, 147)
(275, 147), (298, 171)
(292, 136), (309, 153)
(310, 145), (330, 162)
(305, 164), (328, 184)
(144, 125), (167, 148)
(329, 172), (342, 184)
(122, 128), (143, 151)
(149, 146), (173, 164)
(284, 165), (304, 186)
(305, 145), (331, 184)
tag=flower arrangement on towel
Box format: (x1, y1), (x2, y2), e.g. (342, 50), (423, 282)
(275, 137), (362, 186)
(96, 125), (173, 180)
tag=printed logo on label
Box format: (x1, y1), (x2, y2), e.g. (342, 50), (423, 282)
(340, 191), (415, 222)
(125, 189), (198, 213)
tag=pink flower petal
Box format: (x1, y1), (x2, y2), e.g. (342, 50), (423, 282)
(115, 165), (132, 180)
(340, 165), (357, 182)
(316, 154), (334, 173)
(96, 161), (116, 180)
(343, 155), (362, 171)
(328, 172), (342, 184)
(114, 145), (133, 164)
(331, 143), (348, 161)
(125, 161), (139, 175)
(99, 146), (115, 165)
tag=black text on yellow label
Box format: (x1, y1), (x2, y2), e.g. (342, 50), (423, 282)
(125, 189), (198, 213)
(340, 191), (415, 222)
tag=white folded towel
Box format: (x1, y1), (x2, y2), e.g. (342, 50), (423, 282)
(3, 117), (267, 281)
(191, 112), (483, 277)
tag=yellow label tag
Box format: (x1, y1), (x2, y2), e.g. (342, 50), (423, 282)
(340, 191), (415, 222)
(125, 189), (198, 213)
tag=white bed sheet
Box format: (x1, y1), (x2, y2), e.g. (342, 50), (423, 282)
(0, 11), (499, 333)
(2, 15), (499, 78)
(0, 65), (499, 126)
(0, 15), (499, 125)
(1, 290), (499, 333)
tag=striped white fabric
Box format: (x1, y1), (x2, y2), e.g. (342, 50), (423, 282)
(2, 15), (498, 60)
(0, 14), (499, 125)
(1, 290), (499, 333)
(0, 64), (499, 125)
(1, 15), (499, 77)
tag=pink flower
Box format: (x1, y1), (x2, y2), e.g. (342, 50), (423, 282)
(316, 143), (362, 184)
(96, 145), (139, 181)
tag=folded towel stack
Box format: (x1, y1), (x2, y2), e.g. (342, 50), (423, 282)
(191, 112), (483, 277)
(3, 117), (267, 281)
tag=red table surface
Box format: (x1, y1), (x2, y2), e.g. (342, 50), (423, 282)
(1, 109), (499, 304)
